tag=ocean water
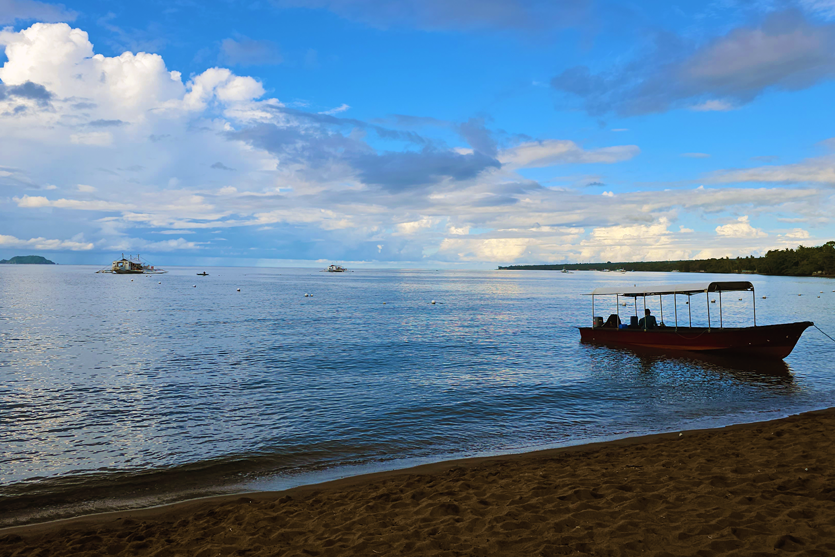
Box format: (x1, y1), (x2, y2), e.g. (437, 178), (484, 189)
(2, 265), (835, 525)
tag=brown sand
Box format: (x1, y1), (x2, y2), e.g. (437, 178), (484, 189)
(3, 409), (835, 556)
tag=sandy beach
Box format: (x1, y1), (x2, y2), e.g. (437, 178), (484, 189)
(2, 408), (834, 556)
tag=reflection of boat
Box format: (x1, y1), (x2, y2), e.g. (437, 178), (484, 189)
(96, 254), (167, 274)
(324, 264), (347, 272)
(579, 281), (812, 360)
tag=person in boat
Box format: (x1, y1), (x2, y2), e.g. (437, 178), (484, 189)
(604, 314), (621, 328)
(638, 308), (657, 330)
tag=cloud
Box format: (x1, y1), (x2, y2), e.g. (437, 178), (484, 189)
(15, 195), (134, 211)
(319, 103), (350, 115)
(711, 156), (835, 184)
(351, 149), (501, 190)
(781, 228), (810, 239)
(552, 11), (835, 116)
(70, 132), (113, 146)
(0, 233), (93, 250)
(801, 0), (835, 19)
(272, 0), (590, 32)
(715, 216), (768, 238)
(681, 152), (710, 158)
(457, 117), (497, 157)
(220, 37), (283, 66)
(76, 184), (96, 192)
(211, 162), (236, 171)
(499, 140), (639, 168)
(88, 119), (126, 127)
(0, 0), (76, 24)
(0, 80), (53, 106)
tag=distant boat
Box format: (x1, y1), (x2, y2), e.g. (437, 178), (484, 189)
(324, 264), (348, 272)
(96, 254), (167, 274)
(197, 272), (208, 276)
(579, 281), (812, 360)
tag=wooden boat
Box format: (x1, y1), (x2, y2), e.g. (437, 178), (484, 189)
(578, 281), (812, 359)
(96, 254), (167, 274)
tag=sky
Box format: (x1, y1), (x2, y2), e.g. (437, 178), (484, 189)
(1, 0), (835, 268)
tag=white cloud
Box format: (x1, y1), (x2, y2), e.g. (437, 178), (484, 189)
(499, 140), (639, 169)
(800, 0), (835, 19)
(438, 237), (529, 262)
(715, 216), (767, 238)
(602, 191), (614, 197)
(690, 100), (735, 112)
(781, 228), (810, 239)
(681, 152), (710, 158)
(395, 218), (435, 235)
(77, 184), (96, 192)
(711, 156), (835, 184)
(70, 132), (113, 146)
(0, 233), (93, 250)
(319, 103), (350, 115)
(0, 0), (77, 25)
(447, 225), (470, 235)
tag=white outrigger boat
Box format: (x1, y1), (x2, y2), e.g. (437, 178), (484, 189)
(96, 254), (167, 274)
(323, 264), (348, 272)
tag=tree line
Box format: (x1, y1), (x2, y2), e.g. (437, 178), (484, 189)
(498, 241), (835, 277)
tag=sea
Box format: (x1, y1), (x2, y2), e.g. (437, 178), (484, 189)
(2, 265), (835, 525)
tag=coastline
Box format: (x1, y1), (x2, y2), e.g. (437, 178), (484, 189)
(3, 407), (834, 555)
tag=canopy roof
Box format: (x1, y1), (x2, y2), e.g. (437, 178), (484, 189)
(588, 281), (754, 297)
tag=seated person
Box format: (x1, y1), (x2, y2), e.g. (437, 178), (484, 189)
(604, 314), (621, 328)
(637, 308), (657, 330)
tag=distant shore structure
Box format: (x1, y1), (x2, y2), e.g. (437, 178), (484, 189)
(324, 264), (348, 272)
(96, 254), (167, 274)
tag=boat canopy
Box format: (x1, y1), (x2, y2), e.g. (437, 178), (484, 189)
(588, 281), (754, 297)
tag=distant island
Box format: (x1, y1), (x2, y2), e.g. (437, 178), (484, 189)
(499, 241), (835, 278)
(0, 255), (56, 265)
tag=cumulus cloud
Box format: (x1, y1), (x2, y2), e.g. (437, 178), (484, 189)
(715, 216), (768, 238)
(552, 11), (835, 116)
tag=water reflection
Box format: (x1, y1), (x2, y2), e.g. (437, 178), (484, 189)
(585, 342), (794, 389)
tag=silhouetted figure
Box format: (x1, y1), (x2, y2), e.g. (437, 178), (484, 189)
(638, 308), (657, 330)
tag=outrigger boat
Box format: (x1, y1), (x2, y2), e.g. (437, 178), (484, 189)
(579, 281), (812, 360)
(96, 254), (167, 275)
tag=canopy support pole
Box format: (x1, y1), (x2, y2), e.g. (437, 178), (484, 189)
(592, 294), (595, 327)
(752, 288), (757, 327)
(688, 294), (692, 327)
(643, 296), (647, 330)
(706, 291), (711, 332)
(616, 294), (619, 323)
(719, 290), (723, 329)
(659, 295), (663, 325)
(674, 293), (678, 330)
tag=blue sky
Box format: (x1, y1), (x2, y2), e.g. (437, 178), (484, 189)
(1, 0), (835, 267)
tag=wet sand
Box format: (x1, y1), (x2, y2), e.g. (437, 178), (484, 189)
(2, 408), (835, 556)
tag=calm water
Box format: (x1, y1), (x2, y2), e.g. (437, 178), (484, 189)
(2, 265), (835, 524)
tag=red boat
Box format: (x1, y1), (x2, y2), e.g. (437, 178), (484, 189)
(578, 281), (812, 359)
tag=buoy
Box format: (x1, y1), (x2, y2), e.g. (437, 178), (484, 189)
(738, 298), (742, 301)
(237, 288), (240, 292)
(131, 279), (133, 282)
(309, 294), (313, 297)
(711, 300), (716, 303)
(159, 281), (161, 284)
(431, 300), (436, 305)
(762, 296), (767, 299)
(305, 293), (309, 297)
(193, 285), (196, 287)
(383, 302), (386, 304)
(798, 294), (802, 296)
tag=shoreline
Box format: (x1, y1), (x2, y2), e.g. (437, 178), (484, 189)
(0, 405), (813, 531)
(3, 407), (835, 554)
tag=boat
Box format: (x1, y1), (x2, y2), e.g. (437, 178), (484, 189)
(324, 264), (348, 272)
(96, 254), (167, 274)
(197, 272), (208, 276)
(579, 281), (812, 359)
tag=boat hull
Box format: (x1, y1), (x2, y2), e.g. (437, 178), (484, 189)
(579, 321), (813, 359)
